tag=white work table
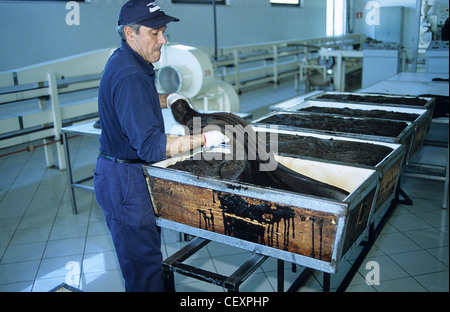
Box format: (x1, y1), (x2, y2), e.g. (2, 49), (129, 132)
(61, 109), (252, 214)
(359, 72), (449, 97)
(61, 120), (100, 214)
(359, 71), (449, 209)
(385, 72), (449, 83)
(61, 109), (189, 214)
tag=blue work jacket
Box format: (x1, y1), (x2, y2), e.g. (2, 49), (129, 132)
(97, 40), (167, 163)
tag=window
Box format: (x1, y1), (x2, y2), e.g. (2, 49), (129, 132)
(172, 0), (226, 4)
(270, 0), (303, 6)
(327, 0), (346, 37)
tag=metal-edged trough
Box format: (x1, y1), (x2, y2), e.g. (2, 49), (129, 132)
(254, 127), (407, 225)
(306, 91), (435, 111)
(144, 146), (381, 274)
(252, 112), (416, 158)
(285, 100), (432, 160)
(255, 127), (406, 228)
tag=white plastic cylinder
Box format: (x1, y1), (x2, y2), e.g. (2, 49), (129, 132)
(157, 44), (214, 98)
(157, 65), (191, 94)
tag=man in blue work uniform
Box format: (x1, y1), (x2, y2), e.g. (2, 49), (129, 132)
(94, 0), (228, 292)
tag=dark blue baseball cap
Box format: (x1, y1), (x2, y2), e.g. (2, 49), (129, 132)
(118, 1), (179, 29)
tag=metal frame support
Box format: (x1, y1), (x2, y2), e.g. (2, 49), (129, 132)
(277, 259), (284, 292)
(47, 72), (66, 170)
(162, 237), (268, 292)
(62, 131), (77, 214)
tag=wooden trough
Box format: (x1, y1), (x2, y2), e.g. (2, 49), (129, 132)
(286, 100), (432, 160)
(252, 112), (416, 159)
(252, 111), (417, 227)
(144, 146), (380, 274)
(306, 91), (435, 111)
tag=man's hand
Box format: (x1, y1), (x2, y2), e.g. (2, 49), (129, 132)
(203, 130), (230, 149)
(167, 93), (193, 109)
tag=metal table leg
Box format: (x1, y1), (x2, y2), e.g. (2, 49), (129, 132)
(62, 131), (78, 214)
(443, 142), (449, 209)
(277, 259), (284, 292)
(323, 273), (331, 292)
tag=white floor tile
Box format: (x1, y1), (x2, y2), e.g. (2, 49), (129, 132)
(389, 249), (448, 276)
(82, 251), (121, 274)
(0, 205), (28, 219)
(53, 210), (90, 227)
(86, 220), (110, 237)
(415, 210), (449, 228)
(427, 246), (449, 266)
(240, 271), (274, 292)
(264, 266), (322, 292)
(164, 239), (210, 260)
(372, 276), (428, 292)
(375, 232), (422, 255)
(403, 228), (449, 249)
(0, 217), (21, 233)
(387, 213), (435, 232)
(0, 260), (40, 284)
(346, 280), (377, 292)
(0, 231), (15, 247)
(84, 234), (115, 254)
(358, 255), (410, 282)
(80, 269), (125, 292)
(43, 237), (85, 258)
(48, 222), (88, 241)
(211, 253), (264, 278)
(17, 214), (56, 231)
(414, 271), (449, 292)
(9, 226), (52, 245)
(0, 241), (46, 263)
(0, 281), (33, 292)
(295, 275), (323, 292)
(36, 254), (83, 280)
(403, 197), (444, 214)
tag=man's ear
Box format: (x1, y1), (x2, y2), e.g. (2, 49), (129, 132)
(124, 26), (135, 42)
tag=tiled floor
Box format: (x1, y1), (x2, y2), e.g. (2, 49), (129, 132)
(0, 80), (448, 292)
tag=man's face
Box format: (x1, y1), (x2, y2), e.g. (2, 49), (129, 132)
(126, 25), (167, 63)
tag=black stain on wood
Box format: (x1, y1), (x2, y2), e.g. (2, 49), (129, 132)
(215, 191), (296, 250)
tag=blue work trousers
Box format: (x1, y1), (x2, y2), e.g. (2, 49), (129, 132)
(93, 156), (163, 292)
